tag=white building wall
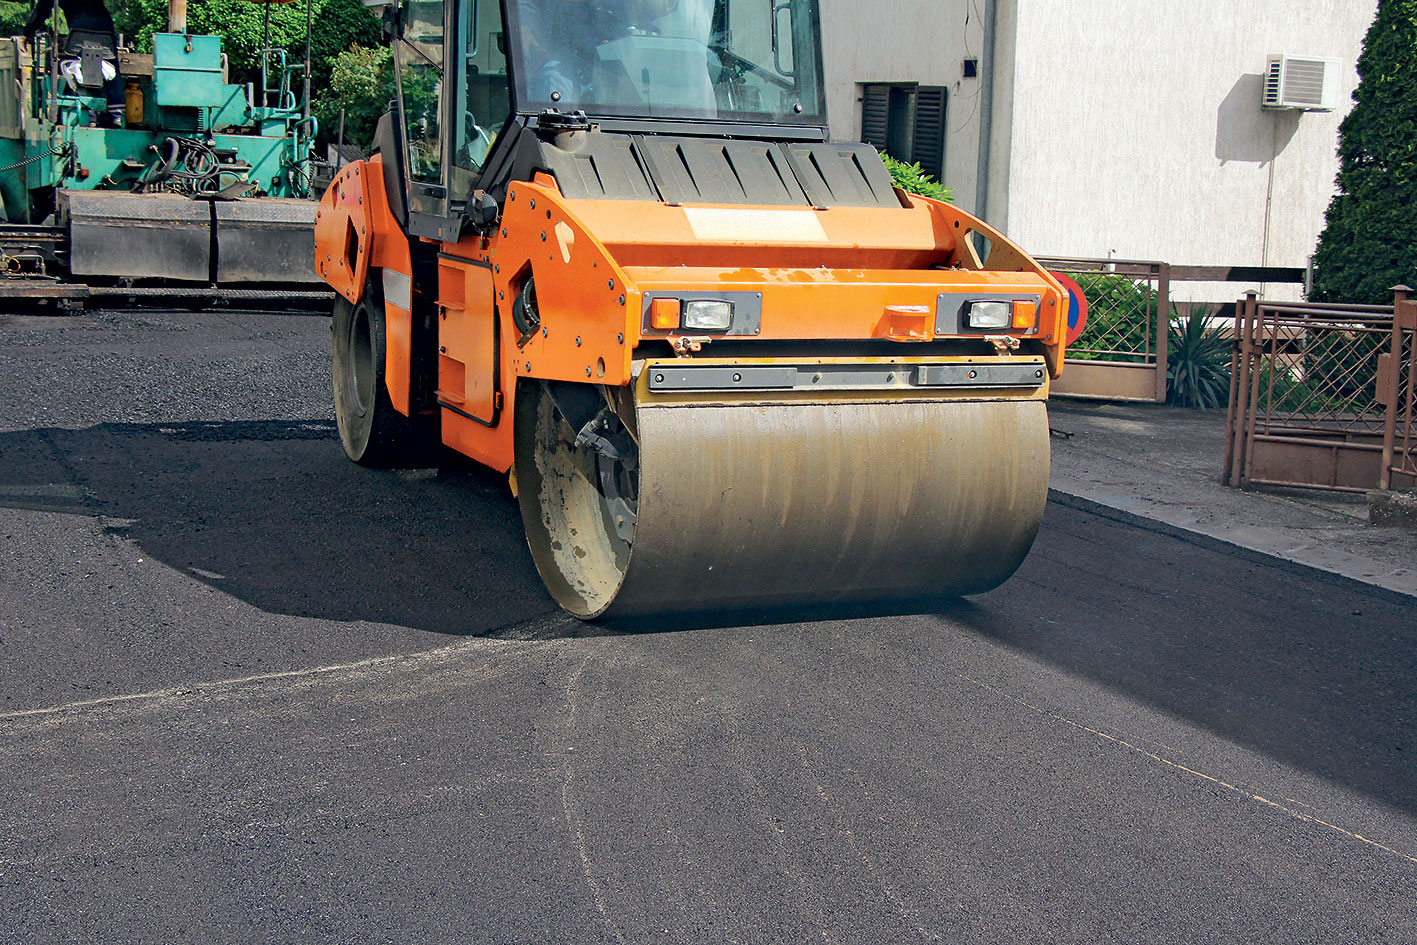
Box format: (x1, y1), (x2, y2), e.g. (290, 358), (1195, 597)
(1003, 0), (1374, 297)
(822, 0), (1375, 301)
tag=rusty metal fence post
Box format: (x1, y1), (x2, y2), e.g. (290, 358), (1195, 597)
(1379, 286), (1409, 490)
(1404, 301), (1417, 487)
(1225, 291), (1258, 486)
(1241, 296), (1269, 489)
(1223, 297), (1242, 483)
(1404, 298), (1417, 486)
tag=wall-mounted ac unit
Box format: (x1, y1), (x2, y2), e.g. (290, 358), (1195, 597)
(1263, 55), (1341, 111)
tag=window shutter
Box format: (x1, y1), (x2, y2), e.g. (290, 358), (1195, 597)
(860, 84), (890, 152)
(911, 86), (947, 182)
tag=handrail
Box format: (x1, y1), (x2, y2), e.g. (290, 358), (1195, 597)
(1036, 257), (1306, 285)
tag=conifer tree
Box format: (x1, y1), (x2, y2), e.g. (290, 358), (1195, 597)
(1311, 0), (1417, 303)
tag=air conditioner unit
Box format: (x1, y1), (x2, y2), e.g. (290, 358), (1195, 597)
(1263, 55), (1342, 111)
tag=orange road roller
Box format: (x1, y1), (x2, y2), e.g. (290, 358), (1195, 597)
(314, 0), (1070, 618)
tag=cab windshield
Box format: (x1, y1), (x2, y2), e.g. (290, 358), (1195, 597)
(509, 0), (824, 126)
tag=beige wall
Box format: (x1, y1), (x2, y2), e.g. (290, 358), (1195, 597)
(822, 0), (1376, 299)
(820, 0), (985, 211)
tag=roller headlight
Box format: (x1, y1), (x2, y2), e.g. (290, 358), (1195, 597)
(682, 299), (734, 332)
(966, 300), (1012, 329)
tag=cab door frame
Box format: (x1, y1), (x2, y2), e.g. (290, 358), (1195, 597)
(393, 0), (518, 242)
(392, 0), (455, 240)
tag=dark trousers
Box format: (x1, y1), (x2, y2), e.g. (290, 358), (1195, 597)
(102, 74), (124, 119)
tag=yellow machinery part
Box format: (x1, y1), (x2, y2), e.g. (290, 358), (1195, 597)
(514, 374), (1050, 619)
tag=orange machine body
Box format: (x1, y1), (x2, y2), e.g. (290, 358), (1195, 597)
(315, 156), (416, 413)
(315, 168), (1068, 474)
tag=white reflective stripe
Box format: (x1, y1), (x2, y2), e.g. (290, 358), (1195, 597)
(61, 59), (117, 85)
(382, 269), (412, 310)
(683, 208), (829, 244)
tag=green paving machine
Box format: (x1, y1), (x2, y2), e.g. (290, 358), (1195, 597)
(0, 0), (328, 307)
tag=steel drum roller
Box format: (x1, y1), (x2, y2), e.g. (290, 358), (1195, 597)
(516, 382), (1050, 619)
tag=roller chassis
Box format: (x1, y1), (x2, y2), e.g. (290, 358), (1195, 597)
(315, 0), (1071, 618)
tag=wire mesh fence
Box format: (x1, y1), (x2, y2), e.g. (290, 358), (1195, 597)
(1037, 257), (1169, 403)
(1036, 258), (1168, 365)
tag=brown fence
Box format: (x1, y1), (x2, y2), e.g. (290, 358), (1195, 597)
(1381, 292), (1417, 489)
(1225, 287), (1416, 492)
(1038, 259), (1308, 404)
(1037, 257), (1169, 403)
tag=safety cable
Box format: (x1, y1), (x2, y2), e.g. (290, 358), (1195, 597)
(0, 144), (70, 174)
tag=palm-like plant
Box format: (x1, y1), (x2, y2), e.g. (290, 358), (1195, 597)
(1167, 304), (1232, 408)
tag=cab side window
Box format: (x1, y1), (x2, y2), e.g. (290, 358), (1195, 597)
(398, 0), (447, 194)
(450, 0), (513, 202)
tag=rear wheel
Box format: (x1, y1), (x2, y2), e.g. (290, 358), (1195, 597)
(331, 272), (428, 466)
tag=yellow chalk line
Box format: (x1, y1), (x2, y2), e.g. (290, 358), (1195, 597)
(959, 674), (1417, 866)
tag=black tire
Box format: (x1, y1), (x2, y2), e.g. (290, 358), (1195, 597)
(331, 271), (429, 466)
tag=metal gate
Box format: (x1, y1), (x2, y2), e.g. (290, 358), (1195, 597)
(1039, 257), (1169, 403)
(1226, 288), (1416, 492)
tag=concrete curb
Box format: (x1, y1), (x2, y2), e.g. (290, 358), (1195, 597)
(1046, 400), (1417, 600)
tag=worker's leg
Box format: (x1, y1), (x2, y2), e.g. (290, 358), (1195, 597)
(100, 70), (124, 127)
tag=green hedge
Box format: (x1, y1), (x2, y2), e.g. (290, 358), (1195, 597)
(0, 2), (31, 36)
(114, 0), (379, 97)
(3, 0), (381, 147)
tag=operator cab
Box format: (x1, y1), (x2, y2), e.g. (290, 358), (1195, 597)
(384, 0), (893, 242)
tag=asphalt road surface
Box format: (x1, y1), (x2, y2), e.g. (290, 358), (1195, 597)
(1, 310), (1414, 944)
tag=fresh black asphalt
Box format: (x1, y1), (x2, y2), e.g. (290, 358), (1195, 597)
(0, 310), (1414, 943)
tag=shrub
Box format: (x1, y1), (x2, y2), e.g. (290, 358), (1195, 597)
(0, 2), (31, 36)
(882, 154), (952, 202)
(1311, 1), (1417, 303)
(1255, 361), (1312, 414)
(313, 44), (393, 151)
(1166, 304), (1231, 408)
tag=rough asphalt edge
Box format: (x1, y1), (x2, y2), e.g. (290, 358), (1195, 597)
(1048, 489), (1417, 605)
(0, 609), (582, 723)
